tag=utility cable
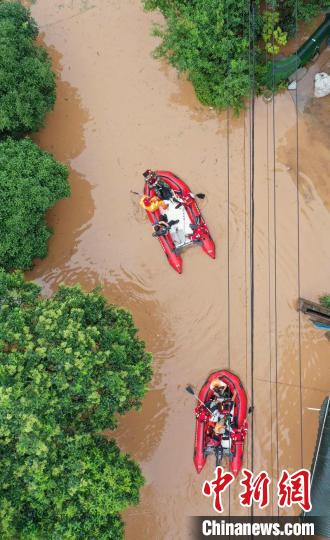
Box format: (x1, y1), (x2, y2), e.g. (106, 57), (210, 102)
(265, 1), (275, 516)
(248, 0), (256, 523)
(226, 0), (231, 519)
(270, 2), (280, 519)
(294, 0), (304, 472)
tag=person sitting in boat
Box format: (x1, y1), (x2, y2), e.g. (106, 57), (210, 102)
(195, 380), (236, 424)
(212, 420), (226, 441)
(206, 379), (236, 415)
(140, 194), (168, 213)
(195, 400), (222, 425)
(211, 379), (236, 401)
(209, 401), (223, 423)
(152, 216), (180, 237)
(143, 170), (176, 201)
(195, 403), (210, 423)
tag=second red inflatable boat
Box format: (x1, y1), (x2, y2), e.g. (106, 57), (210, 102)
(193, 370), (248, 477)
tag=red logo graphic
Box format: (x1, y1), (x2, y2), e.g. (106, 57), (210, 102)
(202, 468), (312, 513)
(277, 469), (312, 512)
(202, 466), (235, 513)
(239, 469), (271, 509)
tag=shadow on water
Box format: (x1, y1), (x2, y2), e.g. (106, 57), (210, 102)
(87, 274), (173, 464)
(104, 284), (171, 463)
(26, 41), (95, 281)
(104, 387), (168, 463)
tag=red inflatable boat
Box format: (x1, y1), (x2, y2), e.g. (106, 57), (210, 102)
(143, 170), (215, 273)
(193, 370), (248, 476)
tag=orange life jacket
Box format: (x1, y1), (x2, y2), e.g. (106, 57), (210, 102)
(140, 195), (168, 213)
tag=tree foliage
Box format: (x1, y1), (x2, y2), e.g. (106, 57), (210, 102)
(0, 137), (70, 271)
(320, 294), (330, 310)
(273, 0), (330, 34)
(262, 11), (287, 55)
(0, 1), (56, 135)
(0, 270), (152, 538)
(0, 271), (152, 434)
(1, 434), (143, 539)
(143, 0), (329, 111)
(143, 0), (257, 112)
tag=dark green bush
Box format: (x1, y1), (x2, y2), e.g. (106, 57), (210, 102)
(274, 0), (330, 34)
(320, 295), (330, 309)
(0, 137), (70, 271)
(0, 1), (56, 135)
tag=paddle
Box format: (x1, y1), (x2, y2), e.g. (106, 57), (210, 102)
(131, 190), (206, 199)
(185, 385), (213, 415)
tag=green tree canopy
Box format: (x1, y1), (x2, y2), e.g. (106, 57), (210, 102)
(1, 434), (143, 539)
(0, 137), (70, 271)
(0, 270), (152, 538)
(144, 0), (255, 112)
(0, 1), (56, 135)
(0, 271), (152, 434)
(143, 0), (330, 111)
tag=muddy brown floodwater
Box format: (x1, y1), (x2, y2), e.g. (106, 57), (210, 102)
(25, 1), (329, 538)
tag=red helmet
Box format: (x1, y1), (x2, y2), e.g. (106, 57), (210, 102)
(143, 197), (151, 206)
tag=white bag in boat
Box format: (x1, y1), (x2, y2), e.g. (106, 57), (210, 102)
(161, 197), (191, 248)
(314, 72), (330, 98)
(171, 226), (185, 246)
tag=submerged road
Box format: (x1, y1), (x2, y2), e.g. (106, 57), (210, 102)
(26, 1), (330, 536)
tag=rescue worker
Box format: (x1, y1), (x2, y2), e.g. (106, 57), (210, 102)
(143, 170), (175, 201)
(212, 419), (226, 440)
(195, 402), (222, 425)
(152, 216), (179, 237)
(152, 221), (170, 237)
(206, 379), (236, 415)
(140, 194), (168, 213)
(195, 379), (236, 425)
(195, 403), (210, 423)
(210, 378), (231, 398)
